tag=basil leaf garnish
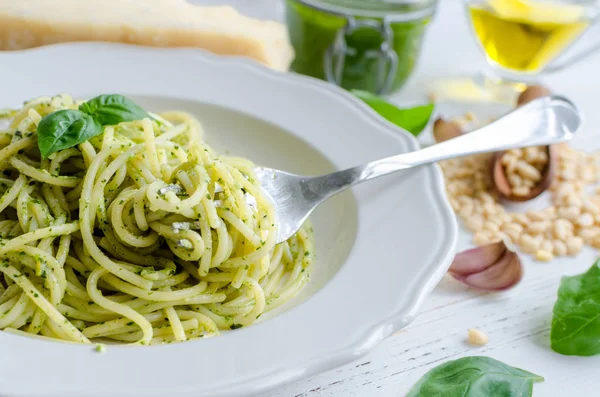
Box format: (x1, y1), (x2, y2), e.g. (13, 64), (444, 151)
(551, 260), (600, 356)
(36, 94), (149, 158)
(406, 356), (543, 397)
(79, 94), (149, 126)
(351, 90), (434, 137)
(37, 109), (100, 159)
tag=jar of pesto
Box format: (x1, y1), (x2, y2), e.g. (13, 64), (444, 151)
(284, 0), (437, 95)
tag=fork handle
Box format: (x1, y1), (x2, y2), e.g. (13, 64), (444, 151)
(305, 96), (579, 201)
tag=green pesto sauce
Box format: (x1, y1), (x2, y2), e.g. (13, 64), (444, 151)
(285, 0), (432, 94)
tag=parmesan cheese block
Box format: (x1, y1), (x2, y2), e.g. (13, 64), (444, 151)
(0, 0), (294, 71)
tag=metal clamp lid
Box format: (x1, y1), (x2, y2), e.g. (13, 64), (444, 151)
(324, 17), (398, 95)
(297, 0), (438, 20)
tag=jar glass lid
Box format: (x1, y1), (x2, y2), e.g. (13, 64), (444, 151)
(296, 0), (438, 18)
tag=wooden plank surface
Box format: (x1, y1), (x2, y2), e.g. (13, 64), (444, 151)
(200, 0), (600, 395)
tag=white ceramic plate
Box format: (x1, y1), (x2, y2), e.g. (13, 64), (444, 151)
(0, 43), (457, 397)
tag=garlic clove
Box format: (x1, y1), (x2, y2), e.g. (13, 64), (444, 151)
(449, 241), (523, 291)
(517, 85), (552, 107)
(449, 241), (506, 274)
(490, 145), (556, 202)
(433, 118), (462, 143)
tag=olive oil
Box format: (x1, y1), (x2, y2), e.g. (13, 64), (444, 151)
(469, 1), (589, 73)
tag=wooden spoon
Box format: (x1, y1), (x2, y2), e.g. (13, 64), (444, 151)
(490, 145), (557, 202)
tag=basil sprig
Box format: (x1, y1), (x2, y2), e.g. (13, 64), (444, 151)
(79, 94), (149, 126)
(551, 260), (600, 356)
(351, 89), (434, 137)
(37, 94), (149, 158)
(406, 356), (543, 397)
(37, 110), (100, 160)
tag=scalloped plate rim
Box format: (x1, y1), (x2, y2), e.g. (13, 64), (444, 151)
(0, 42), (458, 397)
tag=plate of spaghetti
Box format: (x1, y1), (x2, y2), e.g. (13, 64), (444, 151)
(0, 43), (457, 397)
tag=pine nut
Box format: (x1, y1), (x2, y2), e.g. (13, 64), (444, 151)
(540, 240), (553, 253)
(508, 173), (523, 187)
(513, 213), (530, 225)
(448, 183), (459, 196)
(524, 147), (539, 163)
(579, 229), (597, 241)
(463, 157), (477, 168)
(479, 193), (495, 206)
(488, 233), (503, 244)
(520, 234), (539, 253)
(473, 232), (491, 246)
(532, 234), (544, 246)
(561, 169), (575, 180)
(458, 203), (474, 218)
(506, 160), (518, 175)
(449, 198), (460, 210)
(473, 170), (485, 180)
(573, 181), (586, 193)
(466, 215), (484, 232)
(543, 206), (557, 217)
(558, 206), (580, 221)
(535, 250), (554, 262)
(504, 229), (519, 243)
(577, 213), (594, 227)
(557, 184), (574, 197)
(508, 149), (522, 158)
(566, 236), (584, 255)
(582, 198), (599, 215)
(501, 153), (517, 167)
(483, 202), (497, 216)
(583, 169), (595, 182)
(528, 221), (549, 234)
(512, 186), (531, 197)
(474, 179), (486, 192)
(527, 211), (547, 221)
(498, 213), (512, 225)
(484, 221), (500, 233)
(453, 168), (473, 178)
(503, 223), (523, 234)
(517, 160), (542, 181)
(553, 240), (568, 256)
(467, 329), (488, 346)
(536, 150), (548, 164)
(565, 193), (583, 207)
(473, 204), (485, 215)
(458, 196), (474, 206)
(553, 219), (573, 240)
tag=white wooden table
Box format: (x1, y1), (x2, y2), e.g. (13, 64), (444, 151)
(203, 0), (600, 395)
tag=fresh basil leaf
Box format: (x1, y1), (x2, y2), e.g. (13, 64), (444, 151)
(79, 94), (149, 126)
(351, 90), (434, 136)
(406, 356), (543, 397)
(551, 260), (600, 356)
(37, 109), (100, 159)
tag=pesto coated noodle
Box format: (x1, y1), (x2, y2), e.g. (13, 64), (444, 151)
(0, 94), (314, 345)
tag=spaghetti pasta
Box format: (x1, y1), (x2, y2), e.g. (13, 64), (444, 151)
(0, 94), (314, 345)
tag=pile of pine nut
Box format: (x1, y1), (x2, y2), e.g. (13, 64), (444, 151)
(441, 133), (600, 262)
(501, 146), (548, 198)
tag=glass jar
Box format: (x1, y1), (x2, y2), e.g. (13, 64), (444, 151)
(284, 0), (438, 95)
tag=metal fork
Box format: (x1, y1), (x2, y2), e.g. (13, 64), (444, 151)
(255, 96), (581, 244)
